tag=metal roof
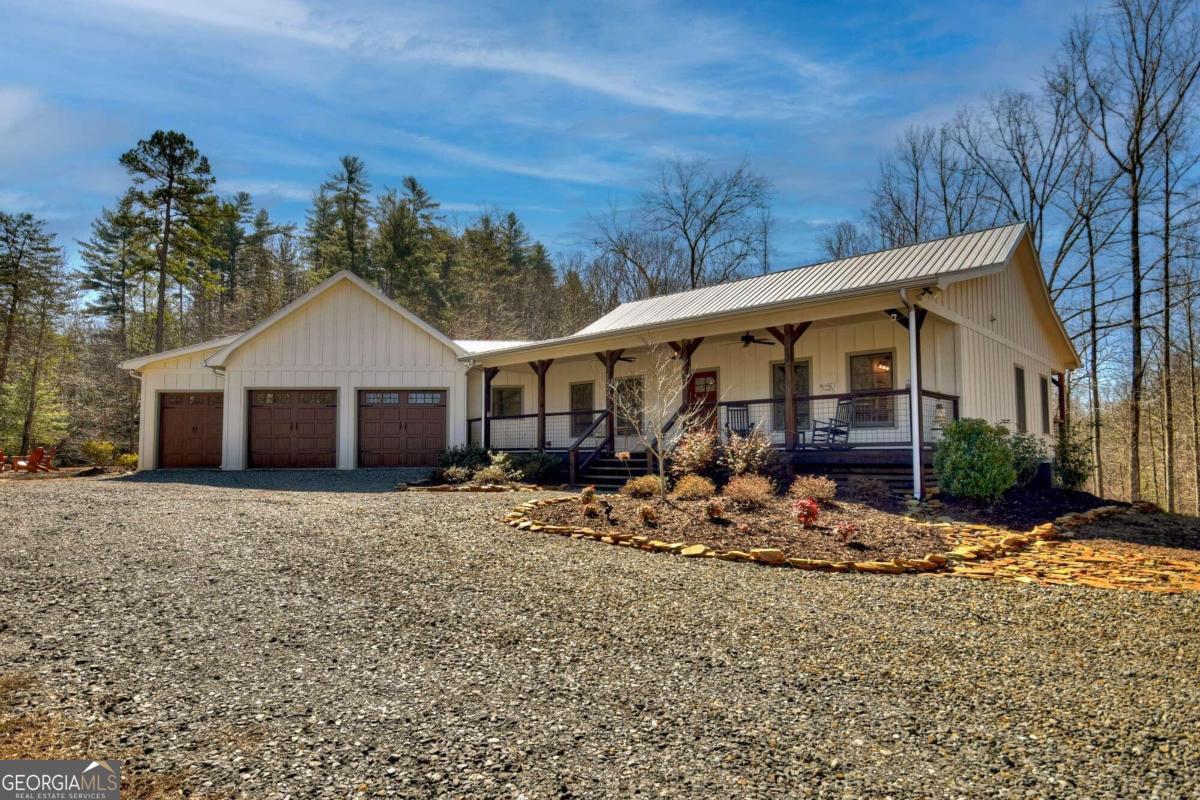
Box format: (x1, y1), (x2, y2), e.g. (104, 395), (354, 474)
(455, 340), (535, 355)
(575, 223), (1027, 337)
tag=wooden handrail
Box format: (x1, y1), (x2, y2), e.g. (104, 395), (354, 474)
(566, 411), (608, 484)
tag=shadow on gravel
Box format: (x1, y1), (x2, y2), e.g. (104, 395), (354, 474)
(111, 468), (430, 494)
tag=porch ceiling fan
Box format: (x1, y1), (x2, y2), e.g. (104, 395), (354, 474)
(740, 331), (772, 347)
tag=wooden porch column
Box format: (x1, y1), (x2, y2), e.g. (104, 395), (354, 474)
(766, 323), (811, 449)
(482, 366), (499, 451)
(529, 359), (554, 452)
(595, 349), (625, 452)
(667, 338), (704, 410)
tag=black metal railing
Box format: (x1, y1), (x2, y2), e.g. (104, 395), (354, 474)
(478, 390), (959, 456)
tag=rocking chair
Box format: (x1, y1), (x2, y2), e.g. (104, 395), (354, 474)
(810, 398), (852, 446)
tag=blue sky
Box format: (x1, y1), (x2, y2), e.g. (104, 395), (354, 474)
(1, 0), (1092, 268)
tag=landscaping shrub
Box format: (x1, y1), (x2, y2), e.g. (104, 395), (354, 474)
(636, 503), (659, 525)
(437, 465), (473, 484)
(115, 453), (138, 470)
(674, 473), (716, 500)
(472, 465), (510, 484)
(933, 418), (1016, 503)
(722, 474), (775, 509)
(1005, 431), (1047, 487)
(81, 439), (115, 467)
(833, 522), (860, 542)
(579, 485), (597, 505)
(788, 475), (837, 505)
(620, 475), (664, 499)
(705, 499), (726, 520)
(791, 497), (820, 527)
(508, 451), (563, 483)
(844, 476), (893, 506)
(719, 425), (778, 477)
(669, 429), (717, 477)
(439, 444), (489, 472)
(1053, 421), (1092, 491)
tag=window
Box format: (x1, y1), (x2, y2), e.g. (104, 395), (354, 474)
(253, 391), (290, 405)
(770, 361), (811, 430)
(408, 391), (444, 405)
(848, 352), (894, 427)
(614, 376), (643, 436)
(570, 382), (595, 437)
(1039, 376), (1050, 434)
(491, 386), (523, 417)
(1014, 366), (1027, 433)
(363, 392), (401, 405)
(298, 390), (335, 405)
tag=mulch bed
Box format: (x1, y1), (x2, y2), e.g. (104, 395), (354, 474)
(1068, 510), (1200, 561)
(531, 494), (948, 562)
(935, 484), (1121, 531)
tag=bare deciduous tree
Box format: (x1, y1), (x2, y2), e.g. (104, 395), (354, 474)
(609, 341), (714, 502)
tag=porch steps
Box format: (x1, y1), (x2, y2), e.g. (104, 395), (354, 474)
(574, 454), (650, 490)
(793, 463), (937, 496)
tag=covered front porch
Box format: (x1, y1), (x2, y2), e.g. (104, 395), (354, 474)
(465, 296), (962, 494)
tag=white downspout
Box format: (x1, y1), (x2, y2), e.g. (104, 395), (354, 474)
(901, 288), (923, 500)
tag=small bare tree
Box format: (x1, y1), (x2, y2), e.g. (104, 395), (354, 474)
(609, 340), (714, 502)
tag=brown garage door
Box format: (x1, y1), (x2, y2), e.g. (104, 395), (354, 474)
(159, 392), (223, 468)
(249, 390), (337, 468)
(358, 390), (447, 467)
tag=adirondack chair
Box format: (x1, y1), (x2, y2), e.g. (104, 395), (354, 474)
(810, 398), (852, 446)
(14, 447), (45, 473)
(40, 446), (58, 471)
(0, 449), (6, 472)
(724, 404), (751, 439)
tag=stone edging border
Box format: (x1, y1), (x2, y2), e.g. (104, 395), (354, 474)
(502, 497), (1140, 576)
(402, 483), (545, 493)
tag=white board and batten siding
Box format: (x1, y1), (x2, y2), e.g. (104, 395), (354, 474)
(218, 279), (467, 469)
(936, 244), (1067, 441)
(135, 347), (226, 469)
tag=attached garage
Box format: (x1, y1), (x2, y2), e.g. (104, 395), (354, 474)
(159, 392), (223, 468)
(358, 390), (447, 467)
(248, 390), (337, 468)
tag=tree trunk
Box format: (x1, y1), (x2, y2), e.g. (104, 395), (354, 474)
(154, 181), (175, 353)
(0, 290), (19, 389)
(1128, 169), (1143, 502)
(1162, 155), (1175, 512)
(1187, 282), (1200, 514)
(19, 303), (50, 454)
(1086, 218), (1103, 496)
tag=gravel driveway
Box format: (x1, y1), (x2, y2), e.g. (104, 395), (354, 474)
(2, 472), (1198, 799)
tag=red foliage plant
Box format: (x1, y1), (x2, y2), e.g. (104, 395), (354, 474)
(791, 497), (820, 527)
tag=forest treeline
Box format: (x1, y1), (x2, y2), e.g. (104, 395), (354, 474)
(2, 0), (1199, 514)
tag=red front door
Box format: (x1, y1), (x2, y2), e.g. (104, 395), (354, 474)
(688, 370), (719, 426)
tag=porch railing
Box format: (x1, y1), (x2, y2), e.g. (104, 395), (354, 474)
(484, 410), (607, 451)
(477, 390), (959, 453)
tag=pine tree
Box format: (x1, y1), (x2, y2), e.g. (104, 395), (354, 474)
(119, 130), (217, 352)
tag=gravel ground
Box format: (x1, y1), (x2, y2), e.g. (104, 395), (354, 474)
(2, 471), (1198, 799)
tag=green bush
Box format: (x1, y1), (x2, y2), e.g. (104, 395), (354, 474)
(620, 475), (664, 499)
(115, 453), (139, 470)
(438, 444), (489, 471)
(933, 418), (1016, 504)
(81, 439), (116, 467)
(508, 451), (563, 484)
(674, 473), (716, 500)
(1053, 421), (1092, 491)
(1005, 431), (1047, 487)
